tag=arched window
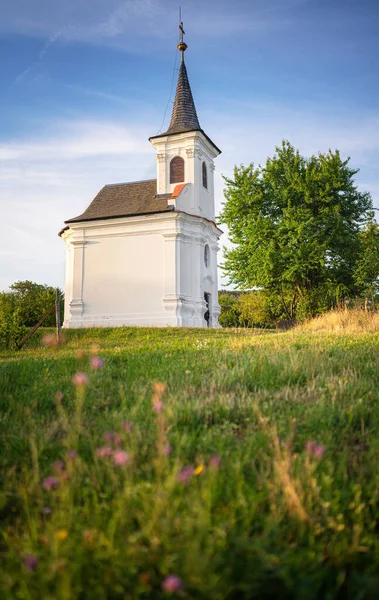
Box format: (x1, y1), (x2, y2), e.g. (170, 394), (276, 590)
(202, 161), (208, 189)
(170, 156), (185, 184)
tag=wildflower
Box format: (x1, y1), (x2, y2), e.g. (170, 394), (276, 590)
(177, 465), (194, 484)
(153, 398), (164, 413)
(41, 507), (52, 516)
(91, 343), (100, 355)
(23, 554), (38, 571)
(55, 529), (68, 541)
(83, 529), (95, 544)
(53, 460), (65, 474)
(42, 476), (59, 490)
(185, 370), (191, 375)
(96, 446), (113, 458)
(72, 372), (89, 386)
(162, 444), (172, 456)
(139, 572), (150, 585)
(90, 356), (104, 369)
(209, 454), (221, 470)
(55, 391), (64, 402)
(305, 440), (326, 459)
(153, 382), (166, 395)
(66, 449), (78, 460)
(123, 420), (133, 432)
(194, 464), (204, 476)
(113, 450), (129, 467)
(162, 575), (183, 593)
(42, 334), (57, 349)
(76, 349), (85, 359)
(104, 431), (116, 443)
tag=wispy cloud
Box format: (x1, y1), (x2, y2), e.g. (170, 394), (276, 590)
(14, 30), (63, 83)
(1, 120), (152, 162)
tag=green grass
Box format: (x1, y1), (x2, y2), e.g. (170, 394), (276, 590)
(1, 325), (379, 599)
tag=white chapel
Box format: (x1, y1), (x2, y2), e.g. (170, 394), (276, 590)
(60, 24), (222, 328)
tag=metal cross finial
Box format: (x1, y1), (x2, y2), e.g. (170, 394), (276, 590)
(177, 9), (187, 61)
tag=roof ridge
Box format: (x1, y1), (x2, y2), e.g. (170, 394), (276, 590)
(104, 178), (157, 188)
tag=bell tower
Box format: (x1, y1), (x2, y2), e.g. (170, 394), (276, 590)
(149, 21), (221, 222)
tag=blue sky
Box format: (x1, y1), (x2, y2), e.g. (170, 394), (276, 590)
(1, 0), (378, 291)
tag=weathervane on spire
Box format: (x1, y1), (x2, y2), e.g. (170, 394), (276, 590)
(177, 8), (187, 61)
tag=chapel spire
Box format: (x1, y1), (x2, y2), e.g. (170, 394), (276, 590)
(162, 20), (201, 135)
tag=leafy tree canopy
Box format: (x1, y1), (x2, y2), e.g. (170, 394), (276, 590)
(219, 141), (373, 318)
(0, 281), (63, 327)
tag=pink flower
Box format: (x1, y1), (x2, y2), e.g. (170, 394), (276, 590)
(162, 575), (183, 593)
(209, 454), (221, 469)
(90, 356), (104, 369)
(305, 440), (325, 459)
(23, 554), (38, 571)
(66, 449), (78, 460)
(162, 444), (172, 456)
(41, 507), (52, 515)
(96, 446), (113, 458)
(177, 465), (194, 484)
(42, 476), (59, 490)
(152, 399), (164, 413)
(113, 450), (129, 467)
(53, 460), (65, 474)
(42, 334), (57, 348)
(72, 372), (89, 387)
(104, 431), (116, 442)
(123, 421), (133, 432)
(104, 431), (123, 446)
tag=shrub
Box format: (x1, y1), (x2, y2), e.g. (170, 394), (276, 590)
(0, 310), (27, 350)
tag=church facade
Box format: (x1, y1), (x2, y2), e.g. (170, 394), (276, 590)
(60, 27), (222, 328)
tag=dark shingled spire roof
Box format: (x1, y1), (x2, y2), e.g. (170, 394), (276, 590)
(163, 61), (201, 135)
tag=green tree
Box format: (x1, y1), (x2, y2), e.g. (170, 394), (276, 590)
(219, 141), (372, 319)
(354, 211), (379, 305)
(0, 281), (64, 327)
(218, 292), (241, 327)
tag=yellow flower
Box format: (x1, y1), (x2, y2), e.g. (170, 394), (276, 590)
(194, 464), (204, 476)
(55, 529), (68, 541)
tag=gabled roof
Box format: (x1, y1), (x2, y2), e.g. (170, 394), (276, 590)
(65, 179), (172, 224)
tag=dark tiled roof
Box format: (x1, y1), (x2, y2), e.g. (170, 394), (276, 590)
(163, 62), (200, 135)
(149, 61), (221, 154)
(65, 179), (172, 224)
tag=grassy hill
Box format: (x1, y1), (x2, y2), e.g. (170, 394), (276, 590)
(1, 316), (379, 598)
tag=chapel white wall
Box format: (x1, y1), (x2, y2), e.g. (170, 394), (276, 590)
(62, 212), (221, 328)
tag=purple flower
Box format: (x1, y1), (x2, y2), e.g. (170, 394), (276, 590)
(42, 476), (59, 490)
(96, 446), (113, 458)
(209, 453), (221, 470)
(177, 465), (194, 484)
(305, 440), (325, 459)
(23, 554), (38, 572)
(123, 421), (133, 432)
(113, 450), (129, 467)
(90, 356), (104, 369)
(162, 444), (172, 456)
(72, 372), (89, 387)
(41, 507), (52, 516)
(162, 575), (183, 593)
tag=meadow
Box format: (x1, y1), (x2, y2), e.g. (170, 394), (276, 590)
(0, 314), (379, 599)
